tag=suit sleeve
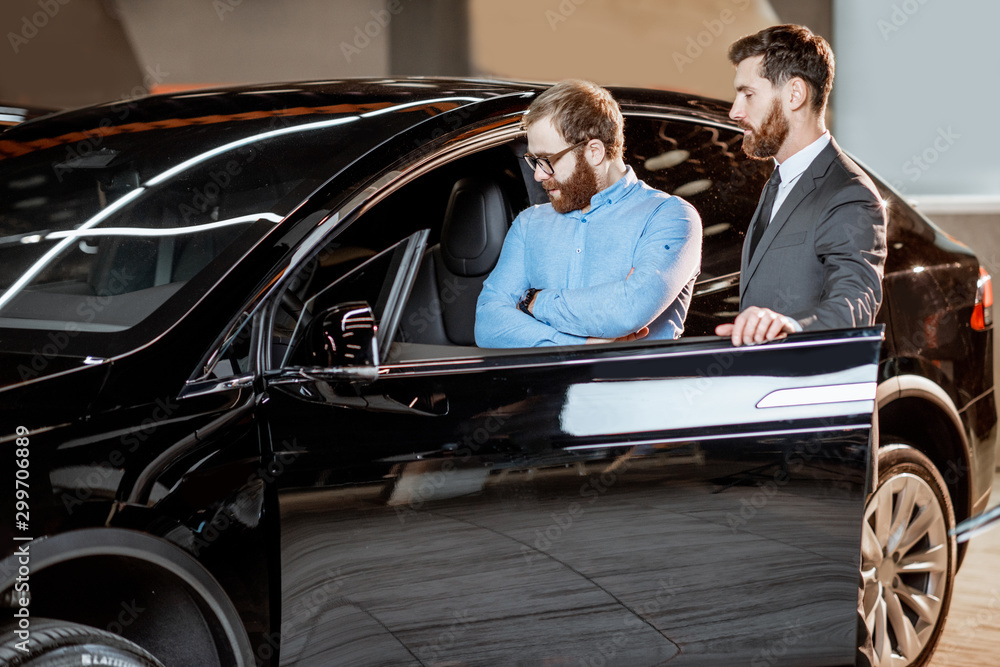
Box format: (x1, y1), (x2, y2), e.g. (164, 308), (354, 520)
(797, 181), (887, 331)
(531, 198), (702, 339)
(475, 215), (586, 348)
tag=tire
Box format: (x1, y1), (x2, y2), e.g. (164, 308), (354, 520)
(860, 443), (957, 667)
(0, 619), (163, 667)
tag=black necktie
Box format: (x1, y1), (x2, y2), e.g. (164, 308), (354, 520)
(748, 166), (781, 260)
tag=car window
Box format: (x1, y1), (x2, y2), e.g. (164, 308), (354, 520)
(267, 142), (529, 366)
(624, 116), (771, 335)
(199, 309), (256, 380)
(627, 116), (772, 279)
(278, 230), (428, 369)
(267, 117), (772, 365)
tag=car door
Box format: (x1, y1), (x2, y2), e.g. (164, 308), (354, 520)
(258, 187), (880, 667)
(265, 303), (880, 666)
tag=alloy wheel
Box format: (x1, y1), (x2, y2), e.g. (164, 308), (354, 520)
(861, 444), (955, 666)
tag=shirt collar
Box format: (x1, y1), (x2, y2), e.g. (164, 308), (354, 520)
(587, 165), (638, 212)
(775, 131), (831, 184)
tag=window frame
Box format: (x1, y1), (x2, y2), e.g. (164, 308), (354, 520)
(190, 108), (779, 390)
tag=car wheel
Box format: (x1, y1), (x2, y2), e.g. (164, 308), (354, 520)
(861, 443), (956, 666)
(0, 619), (163, 667)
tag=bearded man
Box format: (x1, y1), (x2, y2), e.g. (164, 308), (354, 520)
(475, 79), (701, 347)
(716, 24), (887, 346)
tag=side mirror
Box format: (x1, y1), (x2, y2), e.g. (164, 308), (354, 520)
(310, 301), (379, 368)
(282, 301), (379, 382)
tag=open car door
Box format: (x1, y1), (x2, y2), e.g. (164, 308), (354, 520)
(264, 243), (881, 665)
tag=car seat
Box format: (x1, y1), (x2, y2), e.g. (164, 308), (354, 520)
(399, 176), (513, 346)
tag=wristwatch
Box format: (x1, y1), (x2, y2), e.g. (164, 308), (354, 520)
(518, 287), (540, 317)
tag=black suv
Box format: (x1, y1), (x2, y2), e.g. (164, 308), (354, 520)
(0, 79), (994, 666)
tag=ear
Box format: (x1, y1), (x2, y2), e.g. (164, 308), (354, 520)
(786, 77), (809, 113)
(584, 139), (606, 166)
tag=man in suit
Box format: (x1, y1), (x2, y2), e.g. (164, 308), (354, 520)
(716, 24), (887, 347)
(719, 25), (884, 667)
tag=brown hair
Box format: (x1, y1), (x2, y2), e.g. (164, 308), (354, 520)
(522, 79), (624, 161)
(728, 24), (834, 114)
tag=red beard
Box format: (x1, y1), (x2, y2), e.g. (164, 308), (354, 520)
(544, 152), (600, 213)
(739, 97), (789, 160)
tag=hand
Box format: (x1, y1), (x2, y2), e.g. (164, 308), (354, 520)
(586, 327), (649, 344)
(715, 307), (795, 346)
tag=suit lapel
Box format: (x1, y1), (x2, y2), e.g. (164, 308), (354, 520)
(740, 141), (840, 303)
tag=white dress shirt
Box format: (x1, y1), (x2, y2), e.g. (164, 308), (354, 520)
(766, 130), (832, 224)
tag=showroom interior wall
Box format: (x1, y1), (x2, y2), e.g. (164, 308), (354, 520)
(832, 1), (1000, 345)
(834, 0), (999, 202)
(0, 0), (143, 109)
(114, 0), (395, 85)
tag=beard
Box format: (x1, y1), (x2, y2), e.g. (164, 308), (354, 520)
(544, 153), (600, 213)
(739, 97), (789, 160)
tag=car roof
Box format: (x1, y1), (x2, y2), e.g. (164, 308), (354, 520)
(1, 77), (736, 147)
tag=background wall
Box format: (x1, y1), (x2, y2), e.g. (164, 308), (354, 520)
(0, 0), (143, 108)
(833, 0), (999, 199)
(115, 0), (395, 85)
(829, 0), (1000, 312)
(468, 0), (777, 99)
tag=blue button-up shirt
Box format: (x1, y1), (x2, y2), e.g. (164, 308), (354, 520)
(475, 167), (702, 347)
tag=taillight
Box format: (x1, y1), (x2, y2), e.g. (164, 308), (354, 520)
(971, 266), (993, 330)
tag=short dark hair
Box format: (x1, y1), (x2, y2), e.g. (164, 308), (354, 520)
(522, 79), (624, 161)
(728, 24), (834, 114)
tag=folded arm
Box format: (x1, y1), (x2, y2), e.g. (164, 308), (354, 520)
(532, 199), (702, 339)
(475, 220), (586, 348)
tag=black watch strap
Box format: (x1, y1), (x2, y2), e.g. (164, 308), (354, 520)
(518, 287), (540, 317)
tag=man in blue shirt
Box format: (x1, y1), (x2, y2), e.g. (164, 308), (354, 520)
(475, 80), (702, 348)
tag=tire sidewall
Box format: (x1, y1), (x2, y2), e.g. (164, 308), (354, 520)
(0, 619), (163, 667)
(867, 442), (958, 667)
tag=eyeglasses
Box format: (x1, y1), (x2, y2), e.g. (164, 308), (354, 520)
(524, 139), (589, 175)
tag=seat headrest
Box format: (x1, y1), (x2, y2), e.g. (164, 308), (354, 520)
(440, 176), (511, 277)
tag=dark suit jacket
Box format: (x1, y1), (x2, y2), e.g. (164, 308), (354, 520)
(739, 138), (888, 330)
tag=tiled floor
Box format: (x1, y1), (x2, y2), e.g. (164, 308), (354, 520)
(933, 470), (1000, 665)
